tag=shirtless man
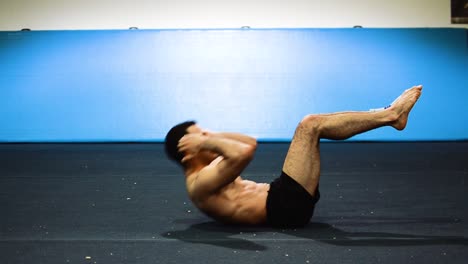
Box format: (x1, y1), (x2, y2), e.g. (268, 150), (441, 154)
(164, 85), (422, 228)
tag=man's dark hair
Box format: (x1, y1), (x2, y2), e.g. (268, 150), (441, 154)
(165, 120), (196, 166)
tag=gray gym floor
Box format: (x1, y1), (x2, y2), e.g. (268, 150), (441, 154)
(1, 142), (467, 264)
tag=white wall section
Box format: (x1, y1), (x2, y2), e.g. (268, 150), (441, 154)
(0, 0), (466, 30)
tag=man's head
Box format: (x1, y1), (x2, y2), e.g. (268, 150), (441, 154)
(165, 120), (196, 166)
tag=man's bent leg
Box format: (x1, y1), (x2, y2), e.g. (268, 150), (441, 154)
(282, 86), (422, 195)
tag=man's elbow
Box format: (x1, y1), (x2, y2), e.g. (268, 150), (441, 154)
(242, 143), (256, 161)
(251, 139), (258, 150)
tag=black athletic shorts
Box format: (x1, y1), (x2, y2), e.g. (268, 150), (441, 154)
(266, 171), (320, 228)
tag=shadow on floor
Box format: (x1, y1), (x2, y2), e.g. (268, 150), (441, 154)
(161, 217), (468, 251)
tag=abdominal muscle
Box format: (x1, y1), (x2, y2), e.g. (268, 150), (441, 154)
(192, 178), (270, 225)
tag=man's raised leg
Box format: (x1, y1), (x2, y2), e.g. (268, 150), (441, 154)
(282, 85), (422, 195)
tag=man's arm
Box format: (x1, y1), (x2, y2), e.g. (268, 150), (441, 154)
(178, 134), (255, 195)
(211, 132), (257, 148)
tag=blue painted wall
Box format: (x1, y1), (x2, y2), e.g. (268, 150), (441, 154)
(0, 28), (466, 142)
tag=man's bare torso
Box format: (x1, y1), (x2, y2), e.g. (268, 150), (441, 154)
(185, 157), (269, 225)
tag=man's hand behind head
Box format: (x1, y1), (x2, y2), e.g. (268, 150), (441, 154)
(178, 133), (209, 162)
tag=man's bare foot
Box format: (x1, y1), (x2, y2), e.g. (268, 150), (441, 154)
(389, 85), (423, 130)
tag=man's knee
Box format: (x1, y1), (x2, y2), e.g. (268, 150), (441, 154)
(297, 115), (322, 135)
